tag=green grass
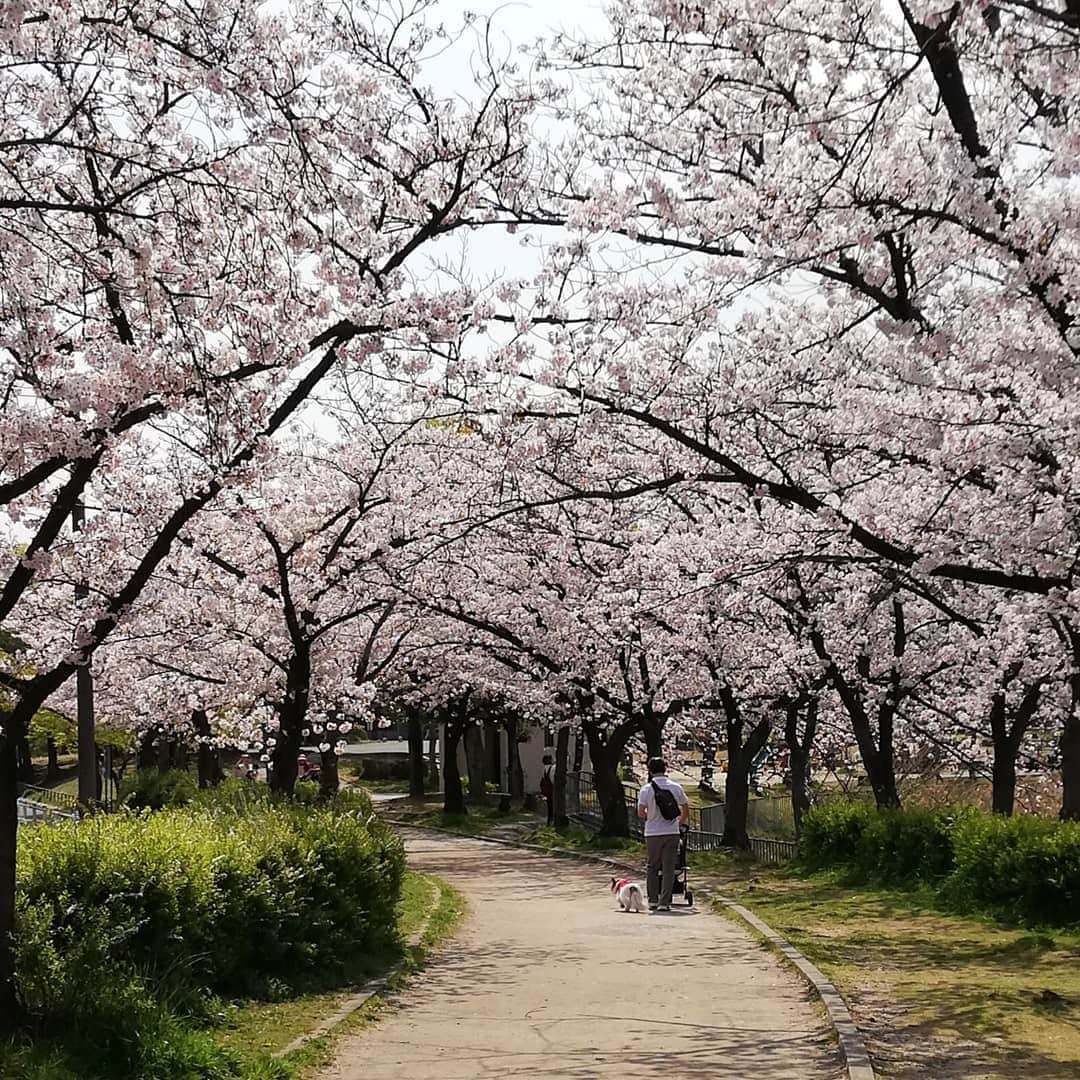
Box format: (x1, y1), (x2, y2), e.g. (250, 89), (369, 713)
(354, 778), (410, 793)
(693, 861), (1080, 1080)
(523, 824), (645, 861)
(1, 865), (458, 1080)
(46, 775), (79, 799)
(281, 873), (465, 1078)
(683, 785), (724, 809)
(386, 795), (544, 835)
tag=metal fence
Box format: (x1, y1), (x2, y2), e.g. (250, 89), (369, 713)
(749, 837), (799, 864)
(17, 782), (80, 814)
(16, 788), (79, 827)
(747, 796), (797, 841)
(566, 771), (797, 861)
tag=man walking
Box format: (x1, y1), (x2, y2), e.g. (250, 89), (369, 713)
(637, 757), (689, 912)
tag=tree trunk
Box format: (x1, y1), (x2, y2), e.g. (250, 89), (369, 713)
(268, 650), (310, 796)
(986, 672), (1042, 815)
(572, 727), (585, 772)
(407, 712), (425, 798)
(990, 688), (1017, 815)
(784, 697), (817, 839)
(553, 725), (570, 827)
(699, 732), (717, 791)
(642, 718), (662, 761)
(46, 735), (60, 781)
(722, 731), (777, 850)
(15, 728), (33, 784)
(584, 718), (630, 837)
(0, 691), (49, 1025)
(807, 622), (901, 810)
(269, 727), (302, 795)
(719, 687), (772, 849)
(427, 721), (440, 789)
(1056, 620), (1080, 821)
(1061, 710), (1080, 821)
(484, 719), (501, 784)
(505, 716), (525, 800)
(464, 722), (486, 805)
(443, 719), (466, 816)
(850, 709), (901, 809)
(991, 744), (1017, 816)
(723, 759), (751, 850)
(76, 661), (96, 806)
(319, 747), (339, 798)
(192, 709), (224, 790)
(137, 727), (158, 770)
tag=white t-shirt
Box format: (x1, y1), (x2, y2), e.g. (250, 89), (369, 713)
(637, 775), (688, 836)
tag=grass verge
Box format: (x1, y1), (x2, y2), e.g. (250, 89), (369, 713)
(1, 870), (462, 1080)
(385, 796), (544, 836)
(215, 870), (455, 1066)
(522, 824), (645, 861)
(695, 861), (1080, 1080)
(281, 872), (464, 1078)
(350, 778), (410, 793)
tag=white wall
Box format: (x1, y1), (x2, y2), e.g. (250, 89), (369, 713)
(439, 723), (591, 793)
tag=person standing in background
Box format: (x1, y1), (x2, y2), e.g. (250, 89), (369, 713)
(540, 752), (556, 825)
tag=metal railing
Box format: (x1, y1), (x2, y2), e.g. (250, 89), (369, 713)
(17, 782), (81, 813)
(746, 796), (797, 841)
(749, 837), (799, 864)
(566, 771), (798, 862)
(17, 794), (79, 827)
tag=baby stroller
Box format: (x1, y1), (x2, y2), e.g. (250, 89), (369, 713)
(668, 824), (693, 906)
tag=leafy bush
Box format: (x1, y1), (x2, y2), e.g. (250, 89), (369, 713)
(190, 776), (374, 815)
(855, 804), (971, 882)
(800, 798), (875, 866)
(945, 812), (1080, 926)
(801, 800), (1080, 927)
(343, 755), (410, 781)
(119, 766), (199, 809)
(15, 795), (404, 1023)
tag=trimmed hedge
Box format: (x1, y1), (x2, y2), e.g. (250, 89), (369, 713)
(801, 800), (1080, 927)
(15, 787), (405, 1024)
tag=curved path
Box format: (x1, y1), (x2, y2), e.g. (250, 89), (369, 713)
(322, 831), (845, 1080)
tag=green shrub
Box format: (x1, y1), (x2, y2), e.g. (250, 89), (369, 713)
(343, 755), (410, 781)
(800, 799), (875, 866)
(15, 797), (404, 1024)
(944, 812), (1080, 926)
(190, 776), (374, 816)
(854, 804), (971, 883)
(119, 767), (198, 809)
(801, 799), (1080, 927)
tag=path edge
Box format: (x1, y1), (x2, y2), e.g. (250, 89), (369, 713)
(395, 821), (876, 1080)
(273, 876), (444, 1059)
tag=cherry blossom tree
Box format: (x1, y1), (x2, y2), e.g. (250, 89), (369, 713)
(455, 0), (1080, 814)
(0, 0), (542, 1019)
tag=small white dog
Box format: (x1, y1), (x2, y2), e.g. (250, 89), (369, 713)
(610, 876), (646, 913)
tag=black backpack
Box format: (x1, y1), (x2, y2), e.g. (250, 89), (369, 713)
(650, 780), (681, 821)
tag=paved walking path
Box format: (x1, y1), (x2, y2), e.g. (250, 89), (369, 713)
(322, 832), (845, 1080)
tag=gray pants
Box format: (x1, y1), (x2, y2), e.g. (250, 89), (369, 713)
(645, 833), (680, 906)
